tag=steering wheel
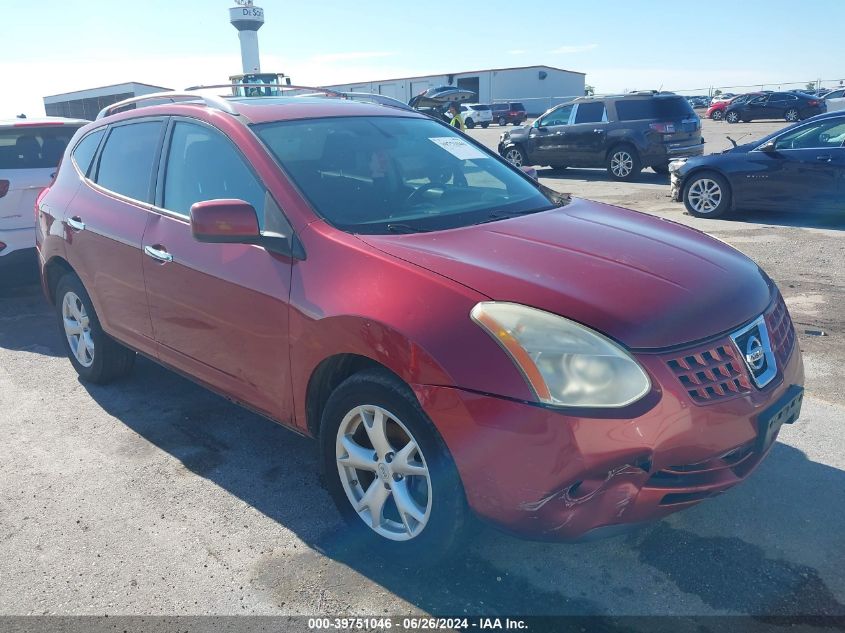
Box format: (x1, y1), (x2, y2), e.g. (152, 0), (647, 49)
(406, 183), (441, 206)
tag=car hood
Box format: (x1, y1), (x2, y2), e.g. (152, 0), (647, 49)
(359, 198), (772, 349)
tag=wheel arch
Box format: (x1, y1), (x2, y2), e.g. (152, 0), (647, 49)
(43, 255), (75, 305)
(605, 140), (639, 161)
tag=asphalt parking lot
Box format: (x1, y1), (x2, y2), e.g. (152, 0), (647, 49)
(1, 117), (843, 623)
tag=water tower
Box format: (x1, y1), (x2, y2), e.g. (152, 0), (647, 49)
(229, 0), (265, 73)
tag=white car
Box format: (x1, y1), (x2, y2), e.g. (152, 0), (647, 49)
(0, 117), (85, 276)
(460, 103), (493, 129)
(823, 88), (845, 112)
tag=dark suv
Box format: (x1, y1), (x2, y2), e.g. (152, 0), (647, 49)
(491, 102), (527, 126)
(498, 93), (704, 180)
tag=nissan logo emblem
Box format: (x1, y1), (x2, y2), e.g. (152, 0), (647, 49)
(745, 335), (765, 371)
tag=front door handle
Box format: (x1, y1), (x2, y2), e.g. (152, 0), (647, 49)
(66, 216), (85, 231)
(144, 245), (173, 263)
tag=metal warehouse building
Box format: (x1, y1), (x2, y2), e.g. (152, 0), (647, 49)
(327, 65), (585, 115)
(43, 82), (172, 121)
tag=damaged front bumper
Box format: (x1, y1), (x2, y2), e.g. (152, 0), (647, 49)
(669, 159), (687, 202)
(412, 338), (804, 541)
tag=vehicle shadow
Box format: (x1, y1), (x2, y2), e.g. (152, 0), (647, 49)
(719, 209), (845, 232)
(0, 279), (63, 358)
(78, 356), (845, 619)
(538, 167), (669, 185)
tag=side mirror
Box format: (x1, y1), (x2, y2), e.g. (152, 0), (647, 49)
(759, 140), (777, 153)
(520, 166), (539, 180)
(190, 199), (261, 243)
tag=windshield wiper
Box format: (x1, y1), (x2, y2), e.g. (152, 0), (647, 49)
(478, 206), (554, 225)
(386, 223), (432, 234)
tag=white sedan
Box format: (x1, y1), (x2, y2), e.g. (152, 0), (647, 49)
(823, 88), (845, 112)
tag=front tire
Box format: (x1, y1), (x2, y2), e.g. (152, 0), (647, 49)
(683, 171), (732, 218)
(55, 273), (135, 384)
(465, 118), (475, 129)
(607, 145), (642, 181)
(503, 145), (527, 167)
(320, 369), (469, 565)
(726, 110), (740, 124)
(711, 110), (724, 121)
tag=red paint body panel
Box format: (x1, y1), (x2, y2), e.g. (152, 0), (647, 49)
(361, 199), (773, 349)
(38, 98), (806, 541)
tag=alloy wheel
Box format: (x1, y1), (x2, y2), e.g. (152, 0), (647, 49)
(610, 150), (634, 178)
(687, 178), (723, 214)
(726, 111), (740, 123)
(335, 405), (433, 541)
(712, 110), (723, 121)
(62, 291), (94, 368)
(785, 108), (799, 122)
(505, 148), (524, 167)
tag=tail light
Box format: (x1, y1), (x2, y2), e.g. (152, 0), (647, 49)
(35, 186), (50, 220)
(649, 122), (676, 133)
(0, 180), (9, 199)
(808, 100), (819, 106)
(0, 241), (6, 254)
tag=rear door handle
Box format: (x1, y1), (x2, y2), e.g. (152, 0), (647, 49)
(816, 155), (832, 162)
(66, 216), (85, 231)
(144, 245), (173, 263)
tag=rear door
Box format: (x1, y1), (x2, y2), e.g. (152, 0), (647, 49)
(65, 119), (163, 352)
(563, 101), (607, 166)
(142, 118), (294, 420)
(0, 123), (81, 249)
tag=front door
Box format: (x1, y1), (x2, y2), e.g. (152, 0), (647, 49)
(527, 103), (574, 166)
(142, 119), (295, 421)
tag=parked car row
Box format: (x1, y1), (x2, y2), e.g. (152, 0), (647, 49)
(498, 91), (703, 180)
(706, 91), (828, 123)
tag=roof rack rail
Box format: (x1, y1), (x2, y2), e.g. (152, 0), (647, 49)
(96, 91), (238, 119)
(185, 83), (343, 97)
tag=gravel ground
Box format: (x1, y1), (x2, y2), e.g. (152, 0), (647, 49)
(0, 117), (843, 624)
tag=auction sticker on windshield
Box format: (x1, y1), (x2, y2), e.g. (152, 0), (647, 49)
(429, 137), (488, 160)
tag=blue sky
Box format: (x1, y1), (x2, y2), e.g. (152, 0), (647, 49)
(2, 0), (844, 117)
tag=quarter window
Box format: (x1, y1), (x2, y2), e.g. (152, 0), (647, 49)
(162, 122), (266, 222)
(95, 121), (163, 202)
(71, 128), (105, 177)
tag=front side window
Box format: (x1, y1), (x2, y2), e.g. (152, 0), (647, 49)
(774, 118), (845, 150)
(71, 128), (105, 177)
(0, 125), (82, 170)
(162, 122), (267, 223)
(573, 102), (606, 124)
(747, 95), (768, 105)
(540, 105), (574, 127)
(95, 121), (163, 202)
(254, 116), (563, 234)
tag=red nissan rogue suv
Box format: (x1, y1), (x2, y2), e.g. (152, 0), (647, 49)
(37, 92), (804, 562)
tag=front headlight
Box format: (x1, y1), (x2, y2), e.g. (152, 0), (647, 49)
(471, 302), (651, 408)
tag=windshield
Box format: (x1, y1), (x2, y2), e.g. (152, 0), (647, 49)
(253, 116), (560, 234)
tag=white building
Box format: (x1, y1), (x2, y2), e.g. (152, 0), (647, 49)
(327, 65), (585, 115)
(43, 82), (172, 121)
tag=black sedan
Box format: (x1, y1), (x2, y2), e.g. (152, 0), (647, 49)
(725, 91), (826, 123)
(670, 111), (845, 218)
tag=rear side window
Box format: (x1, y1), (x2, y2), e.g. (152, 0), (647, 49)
(162, 121), (266, 223)
(95, 121), (163, 202)
(574, 102), (606, 123)
(0, 125), (81, 170)
(615, 97), (695, 121)
(71, 128), (105, 177)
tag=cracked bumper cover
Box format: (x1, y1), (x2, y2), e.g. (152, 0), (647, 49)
(412, 343), (804, 540)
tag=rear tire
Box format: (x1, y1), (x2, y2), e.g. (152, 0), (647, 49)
(320, 369), (470, 566)
(785, 108), (800, 122)
(607, 145), (642, 181)
(498, 116), (507, 126)
(55, 273), (135, 384)
(683, 171), (732, 218)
